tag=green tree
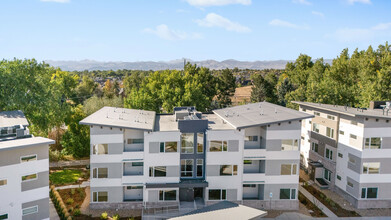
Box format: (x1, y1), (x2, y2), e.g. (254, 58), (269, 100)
(216, 68), (236, 108)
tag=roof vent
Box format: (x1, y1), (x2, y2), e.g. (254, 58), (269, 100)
(275, 108), (277, 114)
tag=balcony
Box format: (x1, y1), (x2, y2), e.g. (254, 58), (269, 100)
(243, 184), (264, 200)
(124, 143), (144, 152)
(123, 162), (143, 176)
(244, 141), (266, 150)
(244, 160), (265, 174)
(123, 186), (143, 202)
(243, 173), (266, 182)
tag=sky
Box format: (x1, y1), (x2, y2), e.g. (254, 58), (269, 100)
(1, 0), (391, 62)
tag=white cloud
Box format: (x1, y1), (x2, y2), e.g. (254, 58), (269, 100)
(40, 0), (70, 3)
(185, 0), (251, 7)
(269, 19), (309, 30)
(330, 22), (391, 42)
(311, 11), (324, 18)
(195, 13), (251, 33)
(372, 22), (391, 31)
(292, 0), (311, 5)
(347, 0), (371, 4)
(143, 24), (202, 41)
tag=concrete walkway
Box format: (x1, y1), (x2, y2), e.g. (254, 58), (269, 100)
(55, 180), (90, 190)
(49, 199), (60, 220)
(265, 212), (391, 220)
(50, 159), (90, 168)
(299, 185), (338, 218)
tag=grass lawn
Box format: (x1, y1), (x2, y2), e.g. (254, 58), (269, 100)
(50, 169), (84, 186)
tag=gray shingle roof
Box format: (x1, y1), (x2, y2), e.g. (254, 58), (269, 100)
(213, 102), (313, 129)
(0, 110), (29, 128)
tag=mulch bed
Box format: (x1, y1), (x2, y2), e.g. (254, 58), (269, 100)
(298, 192), (327, 217)
(58, 188), (86, 217)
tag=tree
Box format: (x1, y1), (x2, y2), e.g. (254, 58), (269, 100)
(83, 96), (123, 116)
(76, 75), (97, 103)
(250, 74), (275, 103)
(216, 68), (236, 108)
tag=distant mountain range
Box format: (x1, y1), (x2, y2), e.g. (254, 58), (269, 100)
(45, 59), (294, 71)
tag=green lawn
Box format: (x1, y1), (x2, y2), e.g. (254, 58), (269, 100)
(50, 169), (83, 186)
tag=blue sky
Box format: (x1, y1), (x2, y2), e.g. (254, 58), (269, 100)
(1, 0), (391, 62)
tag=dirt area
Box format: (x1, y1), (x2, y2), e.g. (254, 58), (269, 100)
(298, 192), (327, 217)
(58, 187), (86, 216)
(231, 85), (252, 105)
(263, 203), (313, 218)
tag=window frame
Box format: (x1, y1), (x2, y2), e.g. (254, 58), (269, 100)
(279, 188), (296, 200)
(245, 136), (258, 142)
(159, 190), (177, 201)
(127, 138), (144, 144)
(312, 123), (320, 133)
(21, 173), (37, 182)
(281, 139), (299, 151)
(196, 159), (203, 177)
(362, 162), (380, 174)
(0, 179), (7, 187)
(181, 133), (194, 154)
(181, 159), (193, 178)
(149, 166), (167, 177)
(93, 167), (108, 178)
(361, 187), (378, 199)
(311, 142), (319, 153)
(326, 127), (334, 139)
(92, 191), (108, 202)
(280, 164), (297, 175)
(0, 213), (8, 220)
(22, 205), (38, 216)
(347, 181), (354, 188)
(219, 165), (238, 176)
(324, 168), (331, 182)
(159, 141), (178, 153)
(209, 140), (228, 152)
(197, 133), (204, 154)
(208, 189), (227, 200)
(325, 148), (333, 160)
(327, 115), (335, 120)
(92, 144), (108, 155)
(364, 137), (381, 149)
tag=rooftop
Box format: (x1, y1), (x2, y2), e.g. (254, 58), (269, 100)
(0, 137), (54, 151)
(293, 101), (391, 119)
(79, 107), (156, 131)
(213, 102), (313, 129)
(0, 110), (29, 128)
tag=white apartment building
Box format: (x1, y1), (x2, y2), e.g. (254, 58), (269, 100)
(80, 102), (312, 212)
(0, 110), (54, 220)
(295, 101), (391, 209)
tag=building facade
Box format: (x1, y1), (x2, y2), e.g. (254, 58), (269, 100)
(80, 102), (312, 211)
(0, 111), (54, 220)
(295, 101), (391, 209)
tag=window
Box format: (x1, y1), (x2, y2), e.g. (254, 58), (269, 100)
(160, 142), (178, 153)
(127, 139), (144, 144)
(93, 168), (108, 178)
(126, 186), (143, 190)
(339, 130), (344, 135)
(243, 184), (256, 188)
(363, 163), (380, 174)
(93, 191), (108, 202)
(313, 123), (320, 133)
(181, 159), (193, 177)
(196, 159), (203, 177)
(348, 156), (356, 164)
(149, 166), (166, 177)
(21, 154), (37, 163)
(347, 181), (354, 188)
(132, 162), (143, 166)
(311, 142), (319, 153)
(22, 173), (37, 182)
(361, 187), (378, 199)
(364, 137), (381, 149)
(0, 179), (7, 186)
(325, 148), (333, 160)
(350, 134), (357, 140)
(22, 206), (38, 216)
(220, 165), (238, 176)
(281, 164), (297, 175)
(326, 127), (334, 138)
(314, 112), (320, 116)
(243, 160), (252, 165)
(324, 169), (331, 181)
(209, 140), (228, 152)
(337, 175), (342, 180)
(159, 190), (176, 201)
(93, 144), (108, 155)
(338, 152), (343, 158)
(351, 120), (358, 125)
(280, 188), (296, 200)
(209, 189), (226, 200)
(181, 133), (194, 154)
(0, 214), (8, 220)
(245, 136), (258, 142)
(197, 133), (204, 153)
(327, 115), (335, 120)
(281, 139), (299, 151)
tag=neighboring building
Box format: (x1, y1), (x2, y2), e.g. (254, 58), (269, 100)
(80, 102), (312, 212)
(295, 101), (391, 209)
(0, 110), (54, 220)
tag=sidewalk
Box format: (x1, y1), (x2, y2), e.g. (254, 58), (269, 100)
(50, 159), (90, 168)
(49, 198), (60, 220)
(299, 185), (338, 218)
(55, 180), (90, 190)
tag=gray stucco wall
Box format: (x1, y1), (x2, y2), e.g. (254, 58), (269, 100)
(91, 163), (123, 178)
(347, 154), (361, 174)
(22, 197), (49, 220)
(90, 126), (123, 135)
(0, 144), (48, 167)
(346, 176), (360, 198)
(228, 140), (239, 152)
(21, 171), (49, 192)
(265, 139), (282, 151)
(167, 166), (180, 177)
(264, 183), (298, 201)
(227, 189), (237, 200)
(91, 186), (123, 203)
(361, 158), (391, 174)
(149, 142), (159, 153)
(381, 137), (391, 149)
(265, 160), (299, 175)
(108, 143), (123, 154)
(207, 165), (220, 176)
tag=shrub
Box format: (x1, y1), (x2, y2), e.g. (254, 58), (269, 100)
(66, 198), (74, 205)
(49, 150), (65, 162)
(77, 187), (83, 195)
(101, 212), (108, 219)
(75, 204), (80, 209)
(68, 207), (73, 213)
(71, 188), (76, 195)
(73, 209), (81, 216)
(112, 214), (120, 220)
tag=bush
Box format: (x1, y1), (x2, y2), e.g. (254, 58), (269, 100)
(49, 150), (65, 162)
(112, 214), (120, 220)
(101, 212), (108, 219)
(77, 187), (83, 195)
(68, 207), (73, 213)
(73, 209), (81, 216)
(71, 188), (75, 195)
(66, 198), (74, 205)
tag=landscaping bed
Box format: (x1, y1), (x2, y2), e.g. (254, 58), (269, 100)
(50, 168), (89, 186)
(298, 192), (326, 217)
(58, 187), (86, 217)
(303, 184), (360, 217)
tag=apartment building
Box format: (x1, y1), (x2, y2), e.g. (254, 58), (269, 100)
(295, 101), (391, 209)
(0, 110), (54, 220)
(80, 102), (312, 212)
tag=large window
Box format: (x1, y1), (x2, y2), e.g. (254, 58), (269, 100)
(21, 154), (37, 163)
(0, 214), (8, 220)
(363, 162), (380, 174)
(245, 136), (258, 142)
(209, 140), (228, 152)
(311, 142), (319, 153)
(22, 173), (37, 182)
(160, 142), (178, 153)
(313, 123), (320, 133)
(324, 169), (331, 181)
(220, 165), (238, 176)
(149, 166), (167, 177)
(197, 159), (203, 177)
(325, 148), (333, 160)
(326, 127), (334, 138)
(280, 188), (296, 200)
(350, 134), (357, 140)
(181, 133), (194, 154)
(159, 190), (177, 201)
(0, 179), (7, 186)
(348, 156), (356, 164)
(361, 187), (378, 199)
(281, 164), (297, 175)
(209, 189), (226, 200)
(281, 139), (299, 151)
(127, 139), (144, 144)
(244, 160), (252, 165)
(197, 133), (204, 153)
(93, 191), (108, 202)
(93, 168), (108, 178)
(347, 181), (354, 188)
(93, 144), (108, 155)
(181, 159), (193, 177)
(364, 137), (381, 149)
(22, 206), (38, 216)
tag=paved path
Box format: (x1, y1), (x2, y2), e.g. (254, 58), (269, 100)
(50, 159), (89, 168)
(55, 181), (90, 190)
(299, 185), (338, 218)
(49, 199), (60, 220)
(264, 212), (391, 220)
